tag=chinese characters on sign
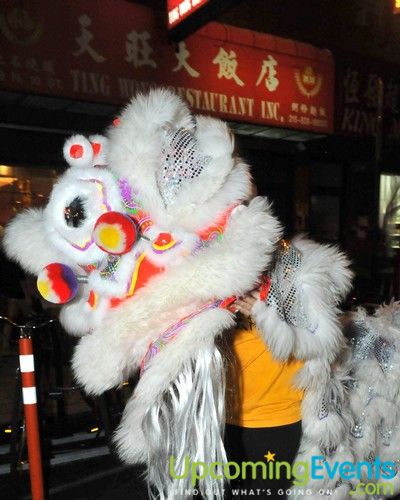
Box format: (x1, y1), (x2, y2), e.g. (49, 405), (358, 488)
(213, 48), (244, 87)
(173, 41), (199, 77)
(125, 30), (157, 69)
(0, 54), (61, 93)
(73, 14), (106, 63)
(256, 55), (279, 91)
(0, 0), (334, 134)
(339, 64), (400, 142)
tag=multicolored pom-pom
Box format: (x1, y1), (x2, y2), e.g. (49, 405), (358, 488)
(37, 263), (79, 304)
(93, 211), (138, 255)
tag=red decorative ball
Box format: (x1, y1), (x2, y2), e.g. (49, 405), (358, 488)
(93, 211), (138, 255)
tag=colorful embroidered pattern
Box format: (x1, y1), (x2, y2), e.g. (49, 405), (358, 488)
(197, 204), (237, 243)
(118, 178), (153, 234)
(140, 299), (226, 375)
(100, 255), (121, 281)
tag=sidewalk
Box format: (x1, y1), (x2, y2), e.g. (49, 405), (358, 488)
(0, 453), (149, 500)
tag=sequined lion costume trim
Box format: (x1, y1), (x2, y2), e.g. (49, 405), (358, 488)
(340, 301), (400, 498)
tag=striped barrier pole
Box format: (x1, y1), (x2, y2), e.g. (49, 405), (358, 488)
(19, 332), (45, 500)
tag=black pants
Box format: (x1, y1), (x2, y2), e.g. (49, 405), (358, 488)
(224, 421), (302, 499)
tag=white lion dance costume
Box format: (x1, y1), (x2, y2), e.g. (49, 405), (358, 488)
(4, 89), (355, 499)
(341, 302), (400, 498)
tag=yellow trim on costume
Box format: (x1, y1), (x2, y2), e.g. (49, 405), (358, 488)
(127, 253), (146, 297)
(94, 181), (108, 213)
(73, 238), (92, 249)
(152, 239), (177, 251)
(92, 292), (98, 309)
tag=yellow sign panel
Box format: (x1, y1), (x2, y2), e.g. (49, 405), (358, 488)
(394, 0), (400, 14)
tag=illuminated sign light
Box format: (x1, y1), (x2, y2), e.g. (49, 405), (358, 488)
(394, 0), (400, 14)
(167, 0), (240, 41)
(167, 0), (210, 29)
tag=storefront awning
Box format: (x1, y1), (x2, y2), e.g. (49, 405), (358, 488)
(0, 0), (334, 134)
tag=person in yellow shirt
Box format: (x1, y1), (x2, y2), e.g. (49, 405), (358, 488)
(224, 289), (304, 499)
(219, 173), (353, 498)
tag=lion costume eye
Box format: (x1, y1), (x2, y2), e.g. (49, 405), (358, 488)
(64, 197), (86, 228)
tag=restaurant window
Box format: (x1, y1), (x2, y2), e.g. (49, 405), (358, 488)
(0, 165), (56, 229)
(380, 174), (400, 250)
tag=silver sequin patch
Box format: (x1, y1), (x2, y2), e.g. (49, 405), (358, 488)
(157, 126), (211, 206)
(350, 387), (373, 439)
(350, 321), (377, 362)
(366, 386), (374, 405)
(319, 396), (329, 420)
(351, 419), (364, 439)
(349, 320), (395, 373)
(379, 425), (394, 447)
(266, 241), (317, 332)
(374, 337), (395, 373)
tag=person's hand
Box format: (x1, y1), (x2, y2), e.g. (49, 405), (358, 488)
(231, 290), (259, 317)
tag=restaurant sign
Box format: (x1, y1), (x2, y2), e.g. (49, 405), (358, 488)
(336, 59), (400, 143)
(0, 0), (334, 133)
